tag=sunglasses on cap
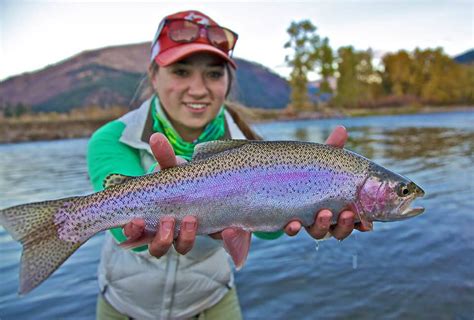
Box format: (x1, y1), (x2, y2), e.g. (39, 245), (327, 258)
(156, 18), (239, 54)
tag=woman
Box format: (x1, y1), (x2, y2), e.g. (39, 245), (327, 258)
(87, 10), (368, 320)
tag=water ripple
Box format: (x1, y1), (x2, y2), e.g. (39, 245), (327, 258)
(1, 113), (473, 319)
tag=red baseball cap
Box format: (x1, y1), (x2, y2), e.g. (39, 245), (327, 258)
(151, 10), (238, 69)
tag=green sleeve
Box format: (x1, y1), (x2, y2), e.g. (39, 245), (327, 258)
(87, 120), (148, 252)
(254, 230), (284, 240)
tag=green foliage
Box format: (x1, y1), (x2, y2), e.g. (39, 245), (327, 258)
(3, 103), (31, 118)
(382, 50), (413, 96)
(285, 20), (321, 111)
(333, 47), (380, 108)
(284, 19), (472, 110)
(318, 37), (335, 94)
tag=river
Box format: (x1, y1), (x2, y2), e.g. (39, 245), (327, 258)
(0, 111), (473, 319)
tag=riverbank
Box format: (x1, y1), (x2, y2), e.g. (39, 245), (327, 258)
(342, 105), (474, 118)
(234, 104), (474, 123)
(0, 105), (472, 143)
(0, 118), (111, 143)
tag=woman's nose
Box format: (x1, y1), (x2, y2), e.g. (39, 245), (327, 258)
(187, 74), (208, 98)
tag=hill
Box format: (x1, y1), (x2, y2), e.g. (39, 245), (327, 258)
(0, 43), (290, 113)
(454, 49), (474, 64)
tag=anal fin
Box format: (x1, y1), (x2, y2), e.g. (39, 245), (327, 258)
(221, 228), (252, 270)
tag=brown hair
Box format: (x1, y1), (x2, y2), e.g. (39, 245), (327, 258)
(225, 103), (262, 140)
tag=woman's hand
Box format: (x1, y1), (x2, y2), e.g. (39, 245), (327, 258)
(123, 133), (198, 258)
(283, 126), (373, 240)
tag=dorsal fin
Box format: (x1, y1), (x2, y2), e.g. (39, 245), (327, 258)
(103, 173), (134, 189)
(192, 140), (250, 161)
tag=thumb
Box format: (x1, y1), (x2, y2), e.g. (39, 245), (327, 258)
(150, 133), (177, 169)
(325, 125), (348, 148)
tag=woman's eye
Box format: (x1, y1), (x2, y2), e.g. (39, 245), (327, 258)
(173, 69), (189, 77)
(208, 71), (224, 79)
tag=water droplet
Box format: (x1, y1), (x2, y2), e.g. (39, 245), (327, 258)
(315, 239), (320, 251)
(352, 233), (358, 269)
(352, 254), (358, 269)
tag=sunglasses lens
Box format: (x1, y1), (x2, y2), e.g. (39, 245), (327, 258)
(208, 27), (237, 52)
(168, 20), (199, 42)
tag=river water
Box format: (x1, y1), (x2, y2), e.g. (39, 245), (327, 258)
(0, 111), (473, 319)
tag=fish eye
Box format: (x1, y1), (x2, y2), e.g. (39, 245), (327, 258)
(397, 183), (411, 197)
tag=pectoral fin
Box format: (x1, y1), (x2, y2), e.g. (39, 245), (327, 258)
(350, 203), (373, 231)
(221, 228), (252, 270)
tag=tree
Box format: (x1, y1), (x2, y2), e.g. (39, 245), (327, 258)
(381, 50), (413, 96)
(14, 103), (30, 117)
(459, 65), (474, 103)
(318, 37), (335, 95)
(381, 48), (474, 105)
(333, 47), (378, 108)
(2, 102), (31, 118)
(334, 46), (359, 108)
(3, 103), (14, 118)
(418, 48), (467, 104)
(285, 20), (321, 111)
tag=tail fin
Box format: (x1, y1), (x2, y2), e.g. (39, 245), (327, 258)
(0, 198), (87, 295)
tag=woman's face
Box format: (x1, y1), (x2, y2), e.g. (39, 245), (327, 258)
(152, 53), (229, 140)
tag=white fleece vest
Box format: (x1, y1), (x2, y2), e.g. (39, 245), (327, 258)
(97, 98), (245, 320)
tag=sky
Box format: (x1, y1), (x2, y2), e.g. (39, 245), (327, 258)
(0, 0), (472, 81)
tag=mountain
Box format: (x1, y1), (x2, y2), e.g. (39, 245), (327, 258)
(454, 49), (474, 64)
(0, 43), (290, 113)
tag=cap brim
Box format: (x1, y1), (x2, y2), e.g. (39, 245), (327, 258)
(155, 43), (237, 69)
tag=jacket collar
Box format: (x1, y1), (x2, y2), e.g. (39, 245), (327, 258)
(118, 98), (245, 154)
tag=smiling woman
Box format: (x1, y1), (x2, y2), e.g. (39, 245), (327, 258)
(151, 54), (230, 141)
(86, 9), (364, 320)
(86, 10), (261, 320)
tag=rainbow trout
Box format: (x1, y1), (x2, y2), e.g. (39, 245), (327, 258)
(0, 140), (425, 294)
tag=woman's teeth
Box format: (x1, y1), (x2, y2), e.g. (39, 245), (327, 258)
(186, 103), (207, 110)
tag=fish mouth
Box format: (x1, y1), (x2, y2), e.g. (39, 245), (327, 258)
(387, 195), (425, 221)
(401, 206), (425, 217)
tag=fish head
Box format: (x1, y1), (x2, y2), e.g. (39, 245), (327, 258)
(356, 165), (425, 222)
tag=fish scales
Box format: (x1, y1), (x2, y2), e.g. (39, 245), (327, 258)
(58, 141), (370, 241)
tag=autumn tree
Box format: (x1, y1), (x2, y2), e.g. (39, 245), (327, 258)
(381, 50), (413, 96)
(382, 48), (474, 105)
(459, 65), (474, 103)
(418, 48), (470, 104)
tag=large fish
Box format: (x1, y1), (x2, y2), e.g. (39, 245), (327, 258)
(0, 140), (425, 294)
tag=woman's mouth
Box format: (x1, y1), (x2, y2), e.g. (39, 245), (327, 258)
(185, 103), (209, 113)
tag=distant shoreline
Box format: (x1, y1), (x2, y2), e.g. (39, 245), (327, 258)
(243, 105), (474, 123)
(0, 105), (472, 144)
